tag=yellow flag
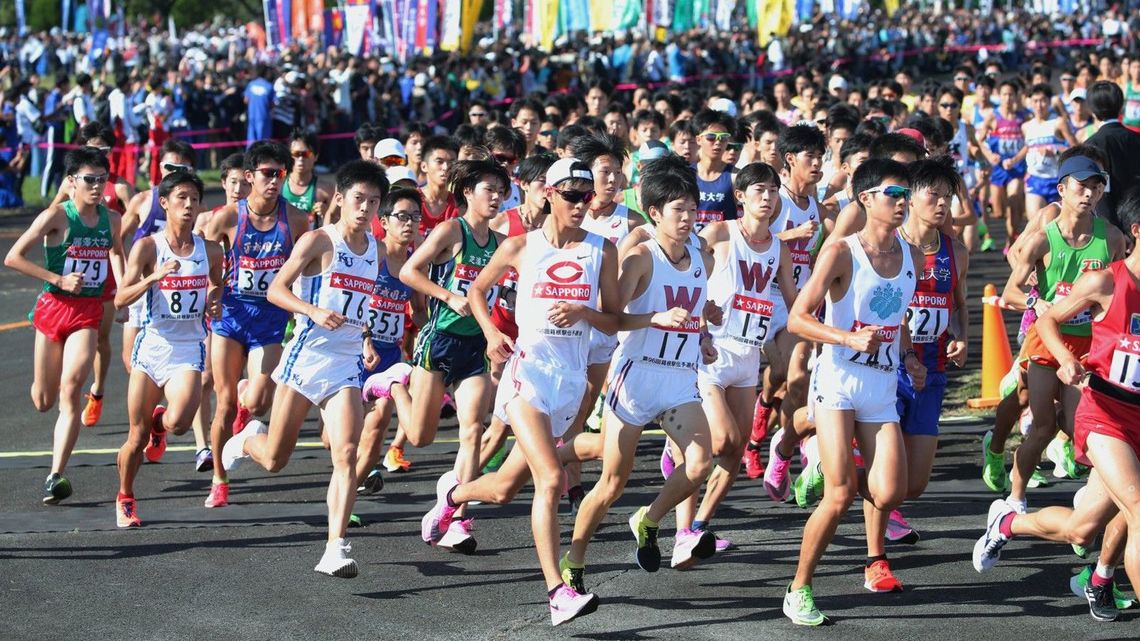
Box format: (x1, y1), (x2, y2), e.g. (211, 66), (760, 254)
(885, 0), (900, 14)
(590, 0), (610, 33)
(540, 0), (560, 51)
(460, 0), (484, 53)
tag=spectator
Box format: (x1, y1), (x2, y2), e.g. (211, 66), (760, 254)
(1086, 80), (1140, 231)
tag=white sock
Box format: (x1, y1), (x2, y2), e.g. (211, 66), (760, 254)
(1095, 562), (1115, 580)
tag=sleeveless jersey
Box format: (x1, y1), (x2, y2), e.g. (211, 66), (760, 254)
(1038, 217), (1109, 337)
(580, 204), (633, 245)
(102, 173), (125, 213)
(224, 198), (294, 306)
(1085, 261), (1140, 393)
(694, 168), (737, 232)
(615, 242), (707, 370)
(490, 207), (529, 338)
(140, 233), (209, 342)
(907, 233), (957, 373)
(44, 201), (113, 297)
(1023, 118), (1065, 178)
(988, 110), (1027, 158)
(1124, 81), (1140, 131)
(292, 225), (379, 356)
(420, 192), (460, 238)
(426, 217), (499, 336)
(771, 186), (822, 292)
(818, 235), (916, 374)
(283, 178), (317, 213)
(949, 120), (971, 176)
(514, 229), (606, 371)
(133, 187), (167, 243)
(369, 250), (414, 347)
(706, 222), (782, 353)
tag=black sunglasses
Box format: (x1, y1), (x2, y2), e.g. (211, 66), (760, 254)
(556, 189), (595, 204)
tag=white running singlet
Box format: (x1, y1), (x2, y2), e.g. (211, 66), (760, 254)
(771, 186), (821, 291)
(292, 224), (379, 356)
(615, 241), (707, 370)
(706, 222), (782, 352)
(142, 233), (210, 342)
(580, 204), (632, 245)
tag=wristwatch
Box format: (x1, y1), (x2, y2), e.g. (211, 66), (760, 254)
(1024, 294), (1038, 311)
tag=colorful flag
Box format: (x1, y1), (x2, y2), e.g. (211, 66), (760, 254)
(440, 0), (461, 50)
(460, 0), (484, 53)
(323, 8), (344, 48)
(345, 0), (372, 55)
(614, 0), (641, 30)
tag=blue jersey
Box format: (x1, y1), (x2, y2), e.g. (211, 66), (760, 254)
(224, 198), (294, 307)
(133, 187), (166, 243)
(694, 167), (736, 232)
(368, 251), (414, 348)
(904, 233), (957, 374)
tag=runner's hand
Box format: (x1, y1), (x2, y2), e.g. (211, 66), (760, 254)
(311, 307), (346, 331)
(447, 293), (471, 316)
(205, 287), (222, 320)
(362, 340), (380, 370)
(946, 338), (967, 367)
(700, 334), (718, 365)
(1056, 358), (1086, 386)
(844, 325), (883, 354)
(703, 300), (724, 326)
(152, 259), (180, 282)
(651, 307), (690, 328)
(905, 354), (927, 391)
(548, 301), (585, 327)
(485, 330), (515, 364)
(56, 272), (84, 294)
(793, 219), (819, 240)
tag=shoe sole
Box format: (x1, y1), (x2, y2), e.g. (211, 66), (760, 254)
(552, 594), (599, 626)
(864, 581), (903, 593)
(117, 521), (141, 528)
(782, 602), (826, 626)
(316, 561), (359, 579)
(886, 530), (920, 545)
(671, 533), (715, 571)
(441, 537), (477, 555)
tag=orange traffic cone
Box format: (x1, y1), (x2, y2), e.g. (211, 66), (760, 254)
(967, 283), (1014, 409)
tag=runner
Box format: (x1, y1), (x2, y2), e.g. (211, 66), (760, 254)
(999, 155), (1125, 513)
(974, 189), (1140, 622)
(201, 141), (311, 508)
(284, 129), (333, 229)
(977, 79), (1028, 251)
(1022, 84), (1077, 221)
(222, 159), (389, 577)
(692, 109), (738, 232)
(4, 147), (126, 504)
(566, 153), (717, 587)
(113, 171), (223, 527)
(782, 158), (925, 625)
(420, 157), (619, 625)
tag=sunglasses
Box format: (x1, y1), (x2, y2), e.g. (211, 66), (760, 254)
(939, 102), (959, 109)
(74, 173), (109, 186)
(87, 145), (112, 153)
(954, 76), (970, 82)
(700, 131), (730, 142)
(863, 185), (911, 200)
(469, 111), (487, 118)
(555, 189), (595, 204)
(1061, 76), (1076, 82)
(291, 149), (314, 159)
(163, 162), (193, 173)
(539, 129), (558, 137)
(380, 156), (406, 167)
(388, 212), (422, 223)
(727, 142), (744, 152)
(493, 153), (518, 165)
(254, 167), (286, 180)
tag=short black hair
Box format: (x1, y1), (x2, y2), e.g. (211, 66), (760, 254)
(75, 122), (116, 147)
(453, 125), (486, 149)
(734, 162), (781, 192)
(908, 156), (962, 195)
(1088, 81), (1124, 121)
(219, 152), (245, 179)
(691, 108), (735, 134)
(422, 135), (460, 160)
(448, 159), (511, 209)
(244, 141), (292, 173)
(1028, 83), (1053, 99)
(777, 124), (827, 159)
(335, 159), (390, 198)
(556, 124), (590, 152)
(639, 154), (699, 213)
(852, 158), (910, 210)
(64, 147), (111, 175)
(632, 109), (666, 130)
(668, 119), (695, 140)
(379, 187), (424, 218)
(569, 131), (628, 168)
(354, 124), (383, 146)
(840, 133), (876, 164)
(289, 128), (319, 152)
(869, 133), (926, 160)
(159, 139), (195, 164)
(403, 122), (431, 140)
(484, 126), (526, 160)
(509, 97), (544, 120)
(516, 152), (558, 184)
(158, 170), (205, 200)
(750, 110), (784, 139)
(1117, 186), (1140, 234)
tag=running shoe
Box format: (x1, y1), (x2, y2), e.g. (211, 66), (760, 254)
(438, 518), (477, 554)
(313, 538), (358, 578)
(783, 583), (827, 626)
(1081, 580), (1120, 622)
(885, 509), (920, 544)
(421, 470), (459, 545)
(232, 379), (251, 435)
(81, 393), (103, 427)
(383, 446), (412, 473)
(1005, 496), (1028, 514)
(361, 373), (394, 403)
(670, 528), (716, 570)
(660, 444), (676, 479)
(357, 467), (384, 495)
(864, 559), (903, 592)
(793, 459), (824, 509)
(1027, 469), (1051, 488)
(763, 429), (792, 502)
(751, 396), (773, 445)
(1070, 565), (1136, 610)
(560, 552), (586, 594)
(221, 419), (268, 472)
(549, 584), (599, 626)
(42, 473), (72, 505)
(482, 443), (509, 473)
(981, 431), (1007, 493)
(440, 392), (456, 419)
(143, 405), (168, 463)
(714, 535), (734, 552)
(195, 447), (213, 473)
(743, 445), (764, 479)
(1046, 436), (1080, 480)
(972, 498), (1014, 572)
(1071, 543), (1089, 559)
(116, 496), (141, 528)
(979, 234), (996, 253)
(348, 514), (363, 528)
(566, 485), (585, 515)
(628, 506), (661, 572)
(584, 393), (605, 434)
(204, 481), (229, 508)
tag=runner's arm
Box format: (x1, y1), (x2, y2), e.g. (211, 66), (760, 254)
(1001, 231), (1047, 312)
(787, 240), (856, 346)
(204, 240), (225, 319)
(107, 211), (127, 299)
(267, 230), (332, 318)
(614, 245), (667, 331)
(823, 200), (863, 247)
(469, 234), (523, 363)
(948, 240), (971, 366)
(113, 237), (160, 308)
(774, 242), (798, 310)
(1056, 116), (1078, 147)
(3, 206), (75, 290)
(616, 225), (651, 259)
(399, 220), (463, 306)
(115, 178), (134, 210)
(1036, 269), (1114, 383)
(591, 241), (622, 335)
(120, 191), (147, 247)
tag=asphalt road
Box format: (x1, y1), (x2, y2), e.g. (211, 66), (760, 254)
(0, 232), (1135, 640)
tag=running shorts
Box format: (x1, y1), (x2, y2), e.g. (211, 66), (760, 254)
(698, 343), (760, 390)
(1073, 381), (1140, 467)
(588, 328), (618, 367)
(131, 333), (206, 387)
(212, 299), (289, 350)
(810, 359), (899, 423)
(412, 327), (488, 386)
(31, 291), (103, 343)
(493, 353), (587, 438)
(606, 358), (702, 426)
(990, 160), (1027, 187)
(1025, 174), (1058, 199)
(1022, 324), (1091, 370)
(896, 370), (948, 437)
(273, 343), (365, 406)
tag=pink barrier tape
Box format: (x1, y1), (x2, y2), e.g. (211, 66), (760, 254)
(172, 127), (231, 138)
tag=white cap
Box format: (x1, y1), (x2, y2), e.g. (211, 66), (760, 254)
(828, 75), (848, 92)
(545, 157), (593, 187)
(710, 97), (738, 118)
(386, 166), (417, 186)
(1069, 88), (1087, 102)
(373, 138), (406, 161)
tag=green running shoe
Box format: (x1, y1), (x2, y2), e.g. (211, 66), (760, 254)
(1070, 565), (1136, 610)
(482, 443), (509, 473)
(1027, 469), (1052, 488)
(628, 506), (661, 572)
(979, 234), (996, 252)
(348, 513), (363, 528)
(981, 431), (1007, 493)
(783, 583), (827, 626)
(42, 473), (73, 505)
(559, 551), (586, 594)
(1072, 543), (1089, 559)
(794, 460), (824, 509)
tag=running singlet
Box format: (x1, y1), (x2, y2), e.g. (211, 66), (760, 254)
(771, 186), (821, 291)
(616, 242), (707, 370)
(1038, 218), (1109, 337)
(906, 233), (957, 374)
(1085, 261), (1140, 392)
(988, 110), (1026, 159)
(818, 235), (916, 374)
(369, 250), (414, 347)
(133, 187), (167, 243)
(1124, 82), (1140, 131)
(283, 178), (317, 214)
(223, 198), (294, 305)
(489, 207), (528, 338)
(580, 204), (633, 245)
(102, 173), (125, 213)
(140, 234), (209, 342)
(514, 229), (605, 371)
(706, 222), (782, 351)
(426, 217), (499, 337)
(44, 201), (113, 297)
(694, 168), (736, 232)
(1023, 119), (1064, 178)
(294, 224), (379, 356)
(420, 192), (460, 238)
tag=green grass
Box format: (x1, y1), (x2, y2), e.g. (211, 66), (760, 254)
(943, 369), (994, 418)
(18, 167), (224, 213)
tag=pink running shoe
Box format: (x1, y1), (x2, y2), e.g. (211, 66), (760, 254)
(143, 406), (168, 463)
(660, 444), (676, 479)
(763, 428), (792, 502)
(421, 471), (459, 545)
(885, 509), (920, 544)
(549, 584), (599, 626)
(204, 482), (229, 508)
(715, 536), (734, 552)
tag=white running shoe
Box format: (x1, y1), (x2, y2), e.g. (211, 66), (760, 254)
(314, 538), (358, 578)
(222, 419), (268, 472)
(438, 518), (477, 555)
(670, 528), (716, 570)
(1004, 496), (1028, 514)
(421, 471), (459, 545)
(973, 499), (1014, 572)
(549, 584), (599, 626)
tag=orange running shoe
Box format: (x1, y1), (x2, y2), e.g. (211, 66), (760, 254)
(383, 446), (412, 473)
(143, 406), (168, 463)
(204, 482), (229, 508)
(864, 559), (904, 593)
(116, 496), (141, 528)
(82, 393), (103, 428)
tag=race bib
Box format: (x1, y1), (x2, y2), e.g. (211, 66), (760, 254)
(158, 274), (208, 321)
(531, 263), (593, 337)
(906, 293), (951, 344)
(846, 322), (900, 373)
(64, 246), (110, 289)
(368, 292), (407, 344)
(236, 255), (285, 298)
(644, 316), (702, 368)
(451, 262), (496, 307)
(331, 272), (375, 329)
(1109, 337), (1140, 390)
(729, 294), (775, 347)
(695, 210), (723, 233)
(1055, 282), (1092, 327)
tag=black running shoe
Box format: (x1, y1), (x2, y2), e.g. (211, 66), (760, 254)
(1084, 581), (1120, 622)
(42, 473), (72, 505)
